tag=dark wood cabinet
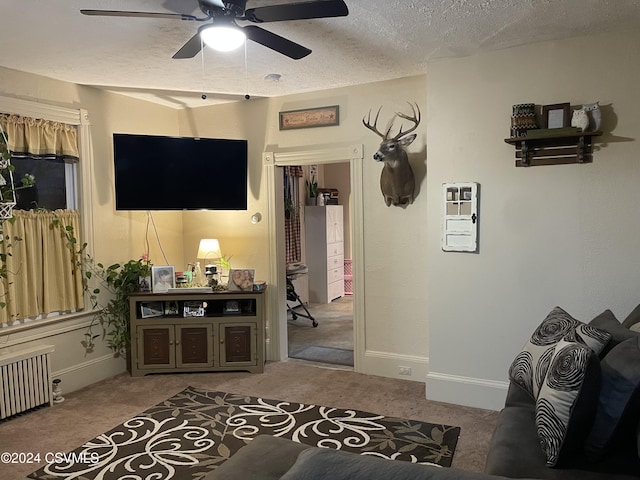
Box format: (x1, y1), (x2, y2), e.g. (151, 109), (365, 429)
(129, 291), (265, 376)
(138, 326), (174, 368)
(221, 323), (256, 366)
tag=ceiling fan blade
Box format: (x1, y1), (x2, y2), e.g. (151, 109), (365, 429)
(243, 25), (311, 60)
(172, 33), (203, 59)
(81, 9), (202, 21)
(243, 0), (348, 23)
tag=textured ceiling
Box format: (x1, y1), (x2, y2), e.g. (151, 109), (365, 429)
(1, 0), (639, 108)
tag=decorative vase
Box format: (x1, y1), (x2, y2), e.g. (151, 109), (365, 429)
(306, 196), (317, 206)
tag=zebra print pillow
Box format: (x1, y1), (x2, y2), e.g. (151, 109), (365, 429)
(535, 339), (601, 467)
(509, 307), (610, 400)
(509, 307), (582, 399)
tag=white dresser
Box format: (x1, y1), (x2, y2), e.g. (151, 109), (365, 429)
(305, 205), (344, 303)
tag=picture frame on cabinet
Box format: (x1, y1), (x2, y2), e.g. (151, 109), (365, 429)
(541, 103), (570, 129)
(152, 265), (175, 293)
(183, 301), (205, 317)
(164, 301), (179, 316)
(223, 300), (241, 315)
(140, 301), (164, 318)
(228, 269), (255, 291)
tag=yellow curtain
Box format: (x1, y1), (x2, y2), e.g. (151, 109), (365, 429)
(0, 210), (84, 325)
(0, 114), (79, 160)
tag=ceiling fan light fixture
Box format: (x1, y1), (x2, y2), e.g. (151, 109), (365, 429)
(200, 24), (246, 52)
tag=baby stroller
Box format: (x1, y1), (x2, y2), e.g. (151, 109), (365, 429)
(286, 263), (318, 328)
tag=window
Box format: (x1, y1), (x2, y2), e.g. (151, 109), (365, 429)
(0, 96), (91, 328)
(13, 156), (77, 210)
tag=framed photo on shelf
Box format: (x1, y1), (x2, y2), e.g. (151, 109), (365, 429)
(183, 301), (205, 317)
(541, 103), (570, 129)
(223, 300), (241, 315)
(152, 265), (175, 293)
(140, 301), (164, 318)
(228, 269), (255, 292)
(138, 276), (151, 292)
(164, 301), (179, 316)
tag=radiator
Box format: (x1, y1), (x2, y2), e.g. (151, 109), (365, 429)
(0, 345), (54, 420)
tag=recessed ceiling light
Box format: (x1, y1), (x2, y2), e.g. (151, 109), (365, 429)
(264, 73), (282, 82)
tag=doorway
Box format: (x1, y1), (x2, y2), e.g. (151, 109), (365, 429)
(284, 162), (353, 367)
(263, 143), (364, 370)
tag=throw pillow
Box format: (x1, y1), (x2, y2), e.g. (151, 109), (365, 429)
(589, 309), (639, 356)
(535, 339), (601, 467)
(622, 303), (640, 329)
(567, 323), (611, 355)
(585, 336), (640, 459)
(509, 306), (609, 399)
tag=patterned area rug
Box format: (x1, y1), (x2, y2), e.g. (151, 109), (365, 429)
(29, 387), (461, 480)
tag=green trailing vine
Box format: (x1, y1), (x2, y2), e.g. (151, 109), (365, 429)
(52, 218), (151, 356)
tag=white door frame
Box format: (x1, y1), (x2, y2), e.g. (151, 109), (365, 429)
(263, 144), (364, 370)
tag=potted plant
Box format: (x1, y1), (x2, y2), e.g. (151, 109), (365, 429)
(306, 175), (318, 206)
(87, 258), (152, 355)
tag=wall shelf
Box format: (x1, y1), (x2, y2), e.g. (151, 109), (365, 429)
(504, 131), (602, 167)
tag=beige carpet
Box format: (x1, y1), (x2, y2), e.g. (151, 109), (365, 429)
(0, 361), (499, 479)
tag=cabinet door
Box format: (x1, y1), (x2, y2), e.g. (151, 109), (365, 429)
(326, 205), (344, 244)
(177, 324), (214, 368)
(137, 325), (175, 369)
(219, 322), (257, 367)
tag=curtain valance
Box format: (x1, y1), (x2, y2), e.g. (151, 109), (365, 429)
(0, 113), (79, 161)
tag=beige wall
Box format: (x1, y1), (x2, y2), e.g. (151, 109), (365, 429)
(426, 29), (640, 409)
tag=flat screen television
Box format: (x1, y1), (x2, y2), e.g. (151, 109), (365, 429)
(113, 133), (248, 210)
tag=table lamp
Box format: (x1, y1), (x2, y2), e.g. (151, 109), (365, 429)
(197, 238), (221, 284)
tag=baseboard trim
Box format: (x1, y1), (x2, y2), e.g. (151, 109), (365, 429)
(360, 350), (429, 382)
(425, 371), (509, 411)
(52, 353), (126, 395)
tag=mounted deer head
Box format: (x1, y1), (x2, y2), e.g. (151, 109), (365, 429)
(363, 102), (420, 207)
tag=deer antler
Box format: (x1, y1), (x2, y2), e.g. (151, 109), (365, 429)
(391, 102), (421, 141)
(362, 106), (388, 139)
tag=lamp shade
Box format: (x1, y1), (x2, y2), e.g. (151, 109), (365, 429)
(197, 238), (221, 260)
(200, 24), (246, 52)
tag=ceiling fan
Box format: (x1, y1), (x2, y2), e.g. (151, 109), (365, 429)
(81, 0), (349, 60)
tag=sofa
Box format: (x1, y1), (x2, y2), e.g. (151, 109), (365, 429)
(485, 305), (640, 479)
(203, 434), (538, 480)
(204, 305), (640, 480)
